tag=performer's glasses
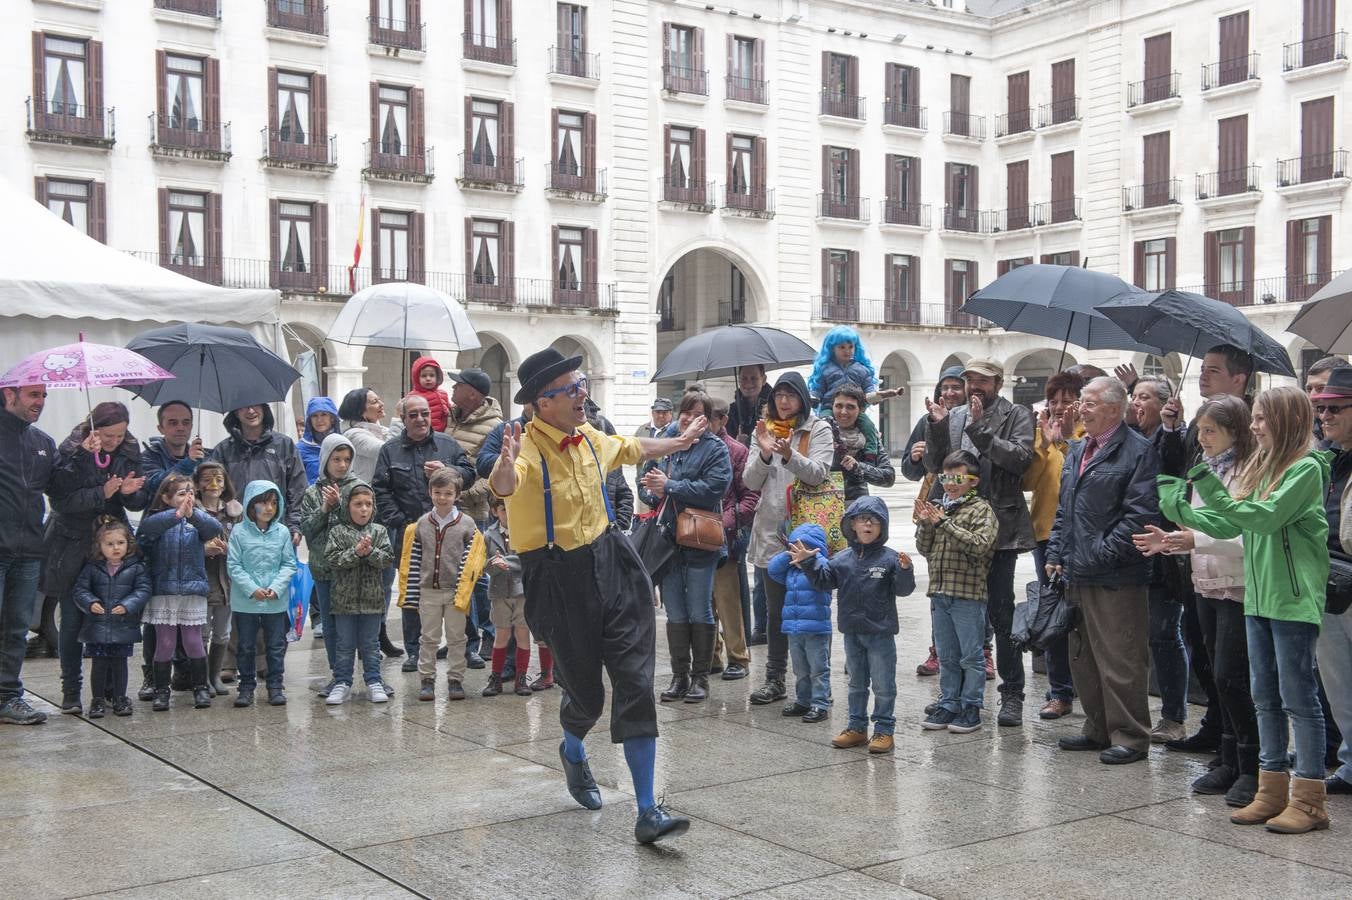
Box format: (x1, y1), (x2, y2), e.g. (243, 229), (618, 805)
(540, 377), (589, 400)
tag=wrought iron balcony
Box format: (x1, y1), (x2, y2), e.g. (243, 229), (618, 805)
(1127, 72), (1181, 107)
(726, 74), (767, 104)
(1036, 197), (1082, 225)
(941, 205), (987, 233)
(549, 47), (599, 80)
(817, 193), (869, 222)
(149, 113), (230, 159)
(1202, 53), (1259, 90)
(1195, 164), (1260, 199)
(943, 111), (985, 139)
(820, 90), (865, 120)
(459, 153), (524, 189)
(260, 128), (336, 168)
(1122, 179), (1181, 210)
(1039, 96), (1080, 127)
(369, 15), (423, 51)
(659, 176), (715, 209)
(463, 32), (515, 66)
(364, 141), (433, 181)
(722, 186), (774, 216)
(994, 108), (1033, 138)
(1277, 150), (1348, 186)
(545, 162), (606, 197)
(883, 100), (926, 129)
(880, 200), (930, 227)
(155, 0), (218, 15)
(26, 98), (115, 147)
(663, 64), (708, 96)
(267, 0), (326, 35)
(1284, 31), (1347, 69)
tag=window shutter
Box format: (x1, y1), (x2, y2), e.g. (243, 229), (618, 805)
(848, 147), (859, 201)
(31, 32), (44, 107)
(206, 192), (223, 284)
(884, 255), (895, 302)
(693, 27), (704, 79)
(269, 199), (280, 288)
(158, 188), (170, 261)
(1143, 132), (1169, 186)
(822, 145), (830, 193)
(944, 259), (955, 305)
(583, 112), (597, 191)
(693, 127), (705, 184)
(1241, 226), (1255, 302)
(1133, 240), (1145, 288)
(584, 228), (598, 304)
(314, 202), (329, 291)
(970, 261), (979, 298)
(944, 162), (954, 207)
(1051, 151), (1074, 204)
(1204, 230), (1219, 292)
(88, 40), (104, 125)
(408, 0), (421, 33)
(410, 88), (425, 167)
(1218, 115), (1247, 176)
(885, 154), (898, 203)
(501, 101), (515, 180)
(1304, 0), (1335, 43)
(1068, 252), (1081, 267)
(725, 131), (734, 190)
(1144, 33), (1171, 81)
(557, 4), (568, 56)
(1165, 237), (1177, 289)
(33, 176), (47, 207)
(499, 0), (513, 45)
(726, 33), (734, 79)
(86, 182), (105, 243)
(155, 51), (168, 142)
(410, 212), (425, 283)
(849, 250), (859, 300)
(205, 57), (221, 150)
(847, 55), (858, 99)
(910, 156), (922, 203)
(501, 220), (515, 298)
(1219, 12), (1249, 64)
(1051, 58), (1074, 106)
(753, 135), (766, 197)
(971, 165), (980, 211)
(551, 224), (560, 296)
(463, 95), (473, 162)
(663, 123), (672, 184)
(1040, 254), (1051, 265)
(1287, 219), (1303, 290)
(551, 108), (559, 179)
(369, 83), (380, 152)
(999, 259), (1011, 276)
(753, 37), (764, 83)
(951, 74), (969, 116)
(1318, 215), (1333, 280)
(312, 74), (328, 162)
(821, 248), (830, 300)
(661, 23), (671, 70)
(463, 216), (476, 295)
(1302, 97), (1334, 161)
(371, 208), (384, 281)
(464, 0), (473, 39)
(820, 51), (829, 92)
(267, 69), (279, 157)
(908, 256), (919, 303)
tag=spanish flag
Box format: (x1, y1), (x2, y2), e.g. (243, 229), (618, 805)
(348, 192), (366, 293)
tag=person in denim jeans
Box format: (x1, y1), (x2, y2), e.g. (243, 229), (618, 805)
(796, 496), (916, 753)
(640, 388), (732, 705)
(227, 481), (297, 707)
(324, 484), (395, 704)
(769, 524), (832, 723)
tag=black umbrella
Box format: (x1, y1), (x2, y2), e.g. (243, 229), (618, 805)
(960, 264), (1164, 369)
(651, 325), (817, 382)
(1095, 289), (1295, 378)
(123, 324), (302, 414)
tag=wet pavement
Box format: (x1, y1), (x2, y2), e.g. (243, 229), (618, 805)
(5, 480), (1352, 898)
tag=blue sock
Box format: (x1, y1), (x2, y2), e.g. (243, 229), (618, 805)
(623, 736), (657, 812)
(562, 730), (587, 764)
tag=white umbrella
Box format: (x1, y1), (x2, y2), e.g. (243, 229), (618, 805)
(1288, 270), (1352, 353)
(326, 282), (482, 354)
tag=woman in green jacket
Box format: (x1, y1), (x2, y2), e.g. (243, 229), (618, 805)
(1158, 386), (1329, 835)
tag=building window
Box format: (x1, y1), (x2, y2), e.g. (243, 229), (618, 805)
(668, 25), (695, 72)
(553, 225), (597, 307)
(167, 191), (207, 267)
(1301, 218), (1322, 284)
(729, 266), (747, 324)
(951, 164), (973, 214)
(164, 54), (203, 132)
(556, 111), (583, 175)
(1142, 239), (1168, 291)
(1288, 215), (1332, 301)
(668, 126), (692, 187)
(278, 202), (313, 275)
(471, 99), (499, 166)
(44, 178), (91, 234)
(270, 199), (328, 292)
(951, 260), (971, 297)
(886, 255), (918, 325)
(658, 272), (675, 331)
(663, 24), (705, 94)
(42, 35), (87, 116)
(378, 211), (410, 281)
(376, 85), (409, 156)
(1219, 228), (1244, 292)
(729, 135), (753, 195)
(558, 227), (583, 290)
(828, 147), (851, 199)
(377, 0), (408, 27)
(277, 71), (311, 145)
(470, 218), (499, 288)
(556, 3), (587, 76)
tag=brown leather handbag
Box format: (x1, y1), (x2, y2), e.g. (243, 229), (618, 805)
(675, 506), (725, 552)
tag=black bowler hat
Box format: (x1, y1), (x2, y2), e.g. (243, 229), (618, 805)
(514, 348), (584, 404)
(449, 367), (492, 396)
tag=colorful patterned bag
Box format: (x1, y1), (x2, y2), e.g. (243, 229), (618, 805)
(784, 433), (847, 555)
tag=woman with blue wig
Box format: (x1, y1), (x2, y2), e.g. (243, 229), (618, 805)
(807, 326), (901, 450)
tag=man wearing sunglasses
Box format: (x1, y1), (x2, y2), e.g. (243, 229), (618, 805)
(489, 347), (706, 845)
(372, 394), (478, 663)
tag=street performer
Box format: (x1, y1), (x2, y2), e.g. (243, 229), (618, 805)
(490, 348), (707, 844)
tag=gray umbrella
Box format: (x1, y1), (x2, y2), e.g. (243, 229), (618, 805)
(1096, 289), (1295, 377)
(1287, 269), (1352, 353)
(123, 323), (302, 413)
(651, 325), (816, 381)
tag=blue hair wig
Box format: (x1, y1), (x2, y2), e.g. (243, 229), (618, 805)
(808, 326), (876, 395)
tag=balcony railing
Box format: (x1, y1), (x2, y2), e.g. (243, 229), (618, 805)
(1196, 164), (1260, 199)
(988, 206), (1034, 232)
(941, 205), (986, 233)
(1178, 272), (1345, 306)
(880, 200), (930, 227)
(1122, 179), (1181, 210)
(883, 100), (926, 129)
(660, 176), (715, 208)
(150, 113), (229, 155)
(820, 90), (865, 120)
(1277, 150), (1349, 186)
(546, 162), (606, 196)
(27, 98), (115, 145)
(663, 64), (708, 96)
(994, 108), (1033, 138)
(726, 74), (767, 104)
(369, 16), (423, 51)
(722, 186), (774, 215)
(1039, 96), (1080, 127)
(267, 0), (326, 35)
(943, 111), (985, 140)
(1284, 31), (1348, 70)
(459, 153), (523, 188)
(1202, 53), (1259, 90)
(463, 33), (515, 66)
(261, 128), (336, 166)
(125, 250), (617, 311)
(817, 193), (869, 222)
(550, 47), (599, 80)
(813, 296), (987, 329)
(364, 141), (433, 178)
(1128, 72), (1181, 107)
(1037, 197), (1082, 224)
(155, 0), (219, 15)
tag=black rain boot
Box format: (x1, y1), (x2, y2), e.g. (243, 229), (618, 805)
(152, 662), (172, 712)
(379, 623), (404, 658)
(1226, 742), (1261, 807)
(1192, 734), (1238, 794)
(661, 623), (692, 702)
(685, 623), (716, 703)
(207, 643), (229, 696)
(137, 663), (155, 701)
(190, 657), (212, 709)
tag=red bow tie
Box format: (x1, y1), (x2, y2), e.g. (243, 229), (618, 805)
(559, 434), (585, 451)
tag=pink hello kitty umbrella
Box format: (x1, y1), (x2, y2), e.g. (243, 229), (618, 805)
(0, 333), (174, 466)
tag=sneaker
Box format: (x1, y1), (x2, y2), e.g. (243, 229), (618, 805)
(267, 687), (286, 706)
(367, 683), (389, 704)
(312, 622), (324, 640)
(997, 696), (1023, 727)
(948, 705), (982, 734)
(983, 645), (996, 680)
(749, 679), (786, 705)
(781, 702), (811, 717)
(446, 679), (467, 701)
(112, 696), (133, 717)
(316, 679), (336, 698)
(418, 679), (436, 702)
(916, 646), (939, 676)
(0, 697), (47, 725)
(465, 652), (486, 670)
(234, 689), (254, 708)
(721, 663), (748, 681)
(400, 658), (419, 673)
(514, 673), (533, 696)
(1150, 717), (1187, 744)
(924, 700), (941, 716)
(867, 733), (895, 754)
(60, 691), (82, 716)
(832, 728), (869, 749)
(326, 682), (351, 705)
(482, 673), (504, 696)
(87, 698), (106, 719)
(922, 707), (957, 730)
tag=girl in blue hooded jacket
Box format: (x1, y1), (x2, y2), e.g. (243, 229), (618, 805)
(769, 523), (832, 723)
(227, 480), (297, 708)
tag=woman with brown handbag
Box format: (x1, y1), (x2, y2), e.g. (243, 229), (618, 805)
(639, 388), (732, 703)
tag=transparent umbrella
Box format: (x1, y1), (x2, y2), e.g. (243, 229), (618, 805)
(326, 282), (481, 354)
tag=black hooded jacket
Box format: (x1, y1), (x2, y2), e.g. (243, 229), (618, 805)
(206, 406), (306, 532)
(799, 495), (916, 634)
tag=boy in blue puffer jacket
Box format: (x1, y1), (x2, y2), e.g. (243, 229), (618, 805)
(768, 523), (832, 723)
(794, 496), (916, 753)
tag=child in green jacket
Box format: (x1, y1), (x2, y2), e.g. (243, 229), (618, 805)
(324, 484), (394, 705)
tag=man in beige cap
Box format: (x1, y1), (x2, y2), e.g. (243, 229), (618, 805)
(923, 358), (1035, 727)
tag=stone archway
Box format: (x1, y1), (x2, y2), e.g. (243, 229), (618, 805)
(456, 332), (516, 413)
(878, 351), (917, 455)
(283, 323), (329, 428)
(1010, 349), (1069, 407)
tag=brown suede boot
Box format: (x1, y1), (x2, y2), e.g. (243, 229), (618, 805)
(1265, 776), (1330, 834)
(1230, 769), (1290, 825)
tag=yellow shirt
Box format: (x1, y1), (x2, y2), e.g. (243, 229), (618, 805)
(1022, 422), (1085, 543)
(491, 418), (644, 553)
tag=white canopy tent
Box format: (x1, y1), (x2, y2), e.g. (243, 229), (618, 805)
(0, 177), (284, 447)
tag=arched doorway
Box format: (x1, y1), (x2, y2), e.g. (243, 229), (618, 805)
(1011, 349), (1066, 407)
(878, 352), (913, 455)
(940, 352), (968, 375)
(283, 324), (329, 431)
(361, 346), (428, 419)
(456, 339), (511, 412)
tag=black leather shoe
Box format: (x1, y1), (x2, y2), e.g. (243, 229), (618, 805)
(634, 804), (690, 844)
(1165, 730), (1220, 753)
(749, 631), (767, 646)
(400, 657), (419, 673)
(781, 702), (811, 717)
(1326, 774), (1352, 795)
(61, 691), (82, 715)
(1058, 735), (1108, 751)
(558, 742), (602, 811)
(1100, 745), (1148, 765)
(721, 663), (748, 681)
(801, 707), (829, 724)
